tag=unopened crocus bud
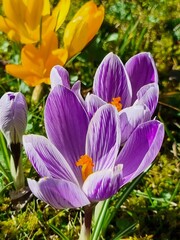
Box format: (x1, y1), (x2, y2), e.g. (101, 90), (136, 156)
(0, 92), (27, 146)
(0, 92), (27, 189)
(63, 1), (105, 59)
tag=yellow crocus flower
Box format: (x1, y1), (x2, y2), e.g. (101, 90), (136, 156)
(6, 32), (68, 86)
(4, 1), (105, 87)
(63, 1), (105, 59)
(0, 0), (70, 44)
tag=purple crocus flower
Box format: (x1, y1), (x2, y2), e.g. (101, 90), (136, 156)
(84, 52), (159, 127)
(92, 52), (158, 112)
(50, 52), (159, 144)
(23, 85), (164, 209)
(0, 92), (27, 189)
(85, 52), (159, 144)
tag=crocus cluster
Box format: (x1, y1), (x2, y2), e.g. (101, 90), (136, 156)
(0, 92), (27, 189)
(23, 52), (164, 209)
(0, 0), (104, 87)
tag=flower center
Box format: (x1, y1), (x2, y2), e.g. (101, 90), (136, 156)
(110, 97), (122, 111)
(76, 154), (94, 181)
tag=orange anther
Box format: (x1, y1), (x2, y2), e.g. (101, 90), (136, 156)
(110, 97), (122, 111)
(76, 154), (94, 181)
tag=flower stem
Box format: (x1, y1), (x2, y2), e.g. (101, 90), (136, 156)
(10, 152), (25, 190)
(31, 84), (44, 104)
(91, 199), (110, 240)
(79, 204), (94, 240)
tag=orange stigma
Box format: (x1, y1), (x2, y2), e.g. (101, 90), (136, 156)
(110, 97), (122, 111)
(76, 154), (94, 181)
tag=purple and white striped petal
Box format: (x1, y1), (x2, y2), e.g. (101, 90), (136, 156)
(119, 104), (151, 144)
(93, 52), (132, 108)
(45, 85), (89, 184)
(23, 135), (79, 185)
(82, 164), (123, 202)
(85, 93), (106, 119)
(71, 80), (86, 108)
(116, 120), (164, 186)
(125, 52), (158, 103)
(134, 83), (159, 116)
(28, 178), (90, 209)
(86, 105), (120, 171)
(50, 65), (70, 89)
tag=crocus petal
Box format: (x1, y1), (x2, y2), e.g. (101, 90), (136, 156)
(85, 93), (106, 119)
(116, 120), (164, 186)
(86, 104), (120, 171)
(23, 135), (79, 185)
(1, 0), (70, 44)
(6, 64), (46, 86)
(39, 31), (59, 61)
(82, 164), (123, 202)
(134, 83), (159, 116)
(12, 93), (27, 140)
(45, 85), (89, 184)
(42, 0), (51, 15)
(71, 80), (86, 108)
(93, 52), (132, 107)
(52, 0), (70, 31)
(25, 0), (44, 30)
(50, 65), (70, 89)
(3, 0), (26, 24)
(119, 104), (151, 144)
(63, 1), (104, 59)
(5, 64), (42, 86)
(6, 44), (45, 85)
(125, 52), (158, 103)
(0, 16), (20, 42)
(28, 178), (90, 209)
(44, 49), (68, 84)
(0, 92), (27, 145)
(6, 32), (68, 86)
(2, 0), (51, 44)
(21, 44), (43, 71)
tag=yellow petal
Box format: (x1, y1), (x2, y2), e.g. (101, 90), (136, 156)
(0, 16), (20, 41)
(86, 5), (105, 42)
(1, 0), (54, 44)
(19, 29), (41, 44)
(63, 17), (88, 59)
(52, 48), (68, 65)
(44, 48), (68, 84)
(23, 75), (46, 86)
(6, 63), (46, 86)
(21, 45), (41, 69)
(42, 0), (51, 15)
(47, 48), (68, 68)
(6, 64), (34, 79)
(63, 1), (104, 59)
(2, 0), (33, 42)
(52, 0), (71, 31)
(2, 0), (42, 43)
(25, 0), (44, 30)
(41, 15), (57, 38)
(6, 43), (45, 86)
(39, 32), (59, 61)
(2, 0), (24, 23)
(0, 16), (10, 33)
(5, 31), (68, 86)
